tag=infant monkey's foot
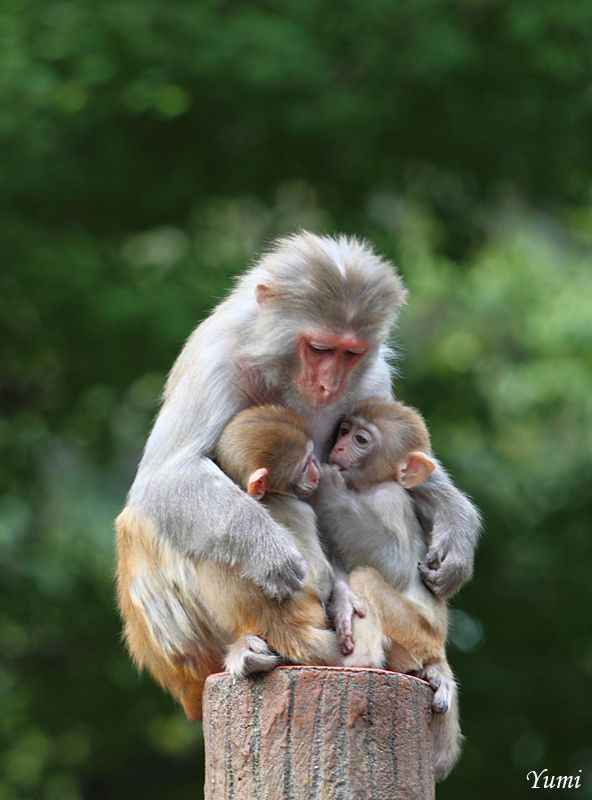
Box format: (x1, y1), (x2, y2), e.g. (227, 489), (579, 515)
(419, 663), (454, 714)
(225, 634), (282, 678)
(329, 579), (366, 655)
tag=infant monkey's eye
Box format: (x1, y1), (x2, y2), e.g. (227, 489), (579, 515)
(339, 424), (350, 437)
(354, 432), (370, 446)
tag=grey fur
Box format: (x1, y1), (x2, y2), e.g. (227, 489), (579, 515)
(124, 232), (480, 602)
(410, 460), (482, 598)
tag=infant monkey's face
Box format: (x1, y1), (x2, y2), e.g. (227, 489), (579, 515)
(329, 417), (377, 474)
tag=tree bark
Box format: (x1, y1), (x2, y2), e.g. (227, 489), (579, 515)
(203, 666), (435, 800)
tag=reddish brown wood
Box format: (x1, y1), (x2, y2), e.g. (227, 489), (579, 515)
(203, 666), (435, 800)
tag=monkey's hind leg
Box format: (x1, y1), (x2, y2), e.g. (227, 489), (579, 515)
(420, 660), (455, 714)
(243, 588), (341, 668)
(116, 508), (224, 722)
(196, 562), (341, 668)
(350, 566), (445, 665)
(419, 660), (463, 782)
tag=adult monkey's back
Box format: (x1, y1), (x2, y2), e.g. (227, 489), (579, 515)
(116, 231), (481, 719)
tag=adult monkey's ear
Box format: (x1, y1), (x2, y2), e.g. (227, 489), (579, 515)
(247, 467), (269, 500)
(396, 452), (436, 489)
(255, 284), (277, 306)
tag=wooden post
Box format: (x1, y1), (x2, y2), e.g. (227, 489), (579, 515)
(203, 666), (435, 800)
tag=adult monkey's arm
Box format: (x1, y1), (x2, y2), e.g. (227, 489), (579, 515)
(125, 322), (307, 602)
(410, 462), (482, 599)
(129, 456), (307, 601)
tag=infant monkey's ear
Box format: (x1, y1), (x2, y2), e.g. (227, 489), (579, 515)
(396, 451), (436, 489)
(247, 468), (269, 500)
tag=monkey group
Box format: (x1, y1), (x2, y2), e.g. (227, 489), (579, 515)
(116, 231), (481, 782)
(212, 399), (461, 780)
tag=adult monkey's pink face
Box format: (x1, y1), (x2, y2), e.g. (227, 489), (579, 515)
(295, 331), (371, 407)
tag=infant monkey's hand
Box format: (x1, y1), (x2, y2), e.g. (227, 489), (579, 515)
(319, 463), (347, 491)
(328, 577), (366, 655)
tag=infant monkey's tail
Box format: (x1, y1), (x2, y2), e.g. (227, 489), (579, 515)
(431, 674), (463, 782)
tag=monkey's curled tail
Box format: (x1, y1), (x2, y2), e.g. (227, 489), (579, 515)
(431, 673), (463, 782)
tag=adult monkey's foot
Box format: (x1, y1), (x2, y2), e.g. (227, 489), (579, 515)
(224, 634), (282, 678)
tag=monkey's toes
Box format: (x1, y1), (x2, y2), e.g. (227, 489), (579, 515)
(420, 663), (452, 713)
(242, 650), (282, 675)
(432, 693), (450, 714)
(225, 635), (282, 677)
(430, 678), (452, 714)
(243, 636), (282, 674)
(426, 672), (442, 691)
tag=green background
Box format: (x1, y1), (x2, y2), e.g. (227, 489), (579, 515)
(2, 1), (591, 797)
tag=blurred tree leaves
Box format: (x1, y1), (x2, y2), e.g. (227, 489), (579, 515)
(3, 0), (592, 222)
(2, 0), (592, 798)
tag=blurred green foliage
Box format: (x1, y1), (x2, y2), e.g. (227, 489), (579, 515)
(2, 1), (592, 798)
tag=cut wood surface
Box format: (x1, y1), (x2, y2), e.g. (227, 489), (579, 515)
(203, 665), (435, 800)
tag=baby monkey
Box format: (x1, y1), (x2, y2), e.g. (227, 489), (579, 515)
(314, 398), (462, 781)
(215, 404), (355, 678)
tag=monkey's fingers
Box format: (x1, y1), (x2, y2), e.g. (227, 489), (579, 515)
(418, 562), (443, 596)
(419, 556), (466, 599)
(423, 546), (443, 570)
(335, 614), (354, 654)
(352, 599), (366, 618)
(418, 561), (437, 577)
(319, 467), (345, 492)
(331, 606), (355, 654)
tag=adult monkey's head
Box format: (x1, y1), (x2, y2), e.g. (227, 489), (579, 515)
(240, 231), (407, 409)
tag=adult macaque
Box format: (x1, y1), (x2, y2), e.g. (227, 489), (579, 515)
(116, 231), (480, 720)
(313, 398), (463, 781)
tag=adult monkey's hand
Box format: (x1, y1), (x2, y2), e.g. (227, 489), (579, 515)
(128, 445), (308, 602)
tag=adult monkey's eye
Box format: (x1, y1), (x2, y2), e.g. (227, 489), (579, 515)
(345, 349), (365, 358)
(309, 342), (334, 354)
